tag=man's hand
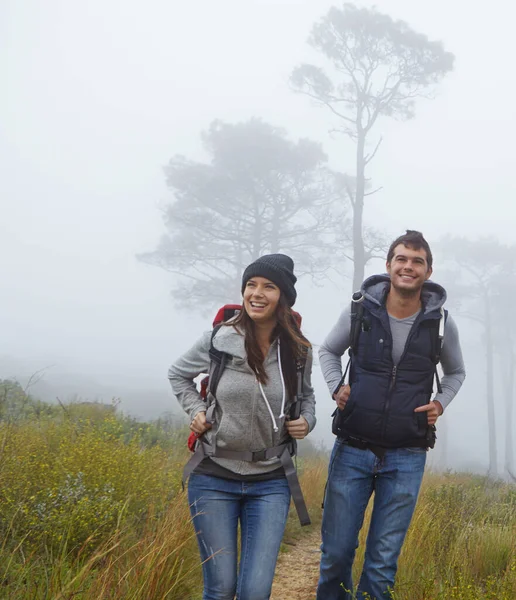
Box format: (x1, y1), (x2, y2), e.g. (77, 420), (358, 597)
(190, 411), (212, 435)
(414, 400), (443, 426)
(333, 384), (351, 410)
(286, 416), (309, 439)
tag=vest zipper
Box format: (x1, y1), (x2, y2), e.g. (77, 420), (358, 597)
(381, 366), (397, 437)
(380, 311), (425, 443)
(389, 365), (397, 391)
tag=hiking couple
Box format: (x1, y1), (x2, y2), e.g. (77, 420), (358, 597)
(169, 230), (465, 600)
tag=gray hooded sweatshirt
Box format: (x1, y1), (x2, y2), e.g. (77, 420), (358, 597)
(169, 324), (316, 477)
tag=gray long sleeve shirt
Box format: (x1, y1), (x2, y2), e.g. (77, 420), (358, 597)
(319, 304), (465, 411)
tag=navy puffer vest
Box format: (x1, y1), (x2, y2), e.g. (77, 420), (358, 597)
(334, 289), (443, 448)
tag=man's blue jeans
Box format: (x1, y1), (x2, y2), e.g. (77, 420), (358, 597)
(317, 440), (427, 599)
(188, 473), (291, 600)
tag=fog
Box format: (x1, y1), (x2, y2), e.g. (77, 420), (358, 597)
(2, 0), (515, 474)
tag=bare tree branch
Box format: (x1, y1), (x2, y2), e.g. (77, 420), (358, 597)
(364, 137), (383, 166)
(364, 186), (383, 197)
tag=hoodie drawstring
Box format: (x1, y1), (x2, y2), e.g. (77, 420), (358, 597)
(277, 340), (286, 419)
(258, 381), (279, 432)
(257, 339), (286, 433)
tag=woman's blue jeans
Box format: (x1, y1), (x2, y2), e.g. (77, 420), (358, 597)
(188, 473), (291, 600)
(317, 440), (427, 599)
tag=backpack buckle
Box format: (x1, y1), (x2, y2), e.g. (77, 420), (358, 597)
(252, 449), (267, 461)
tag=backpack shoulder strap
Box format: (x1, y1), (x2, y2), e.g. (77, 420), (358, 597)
(289, 347), (308, 420)
(430, 307), (448, 395)
(207, 324), (230, 399)
(349, 291), (365, 357)
(430, 307), (448, 365)
(207, 304), (240, 400)
(333, 292), (365, 397)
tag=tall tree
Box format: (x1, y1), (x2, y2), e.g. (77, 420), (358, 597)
(139, 118), (344, 311)
(439, 236), (516, 477)
(491, 275), (516, 477)
(291, 3), (454, 290)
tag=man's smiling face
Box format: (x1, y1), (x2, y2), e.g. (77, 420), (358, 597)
(386, 244), (432, 296)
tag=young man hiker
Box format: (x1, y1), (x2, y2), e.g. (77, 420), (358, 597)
(317, 230), (466, 599)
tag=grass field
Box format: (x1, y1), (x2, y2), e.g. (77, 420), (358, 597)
(0, 386), (514, 599)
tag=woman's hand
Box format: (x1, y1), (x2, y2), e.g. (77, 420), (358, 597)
(190, 411), (212, 435)
(286, 416), (309, 439)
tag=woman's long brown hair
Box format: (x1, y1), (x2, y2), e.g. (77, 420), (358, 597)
(228, 295), (311, 399)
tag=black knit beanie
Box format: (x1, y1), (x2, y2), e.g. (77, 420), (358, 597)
(241, 254), (297, 306)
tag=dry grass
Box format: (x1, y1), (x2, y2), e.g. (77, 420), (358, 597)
(1, 407), (515, 599)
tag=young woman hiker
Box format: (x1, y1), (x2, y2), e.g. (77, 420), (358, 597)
(169, 254), (316, 600)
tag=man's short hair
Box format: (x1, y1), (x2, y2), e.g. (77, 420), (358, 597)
(387, 230), (433, 270)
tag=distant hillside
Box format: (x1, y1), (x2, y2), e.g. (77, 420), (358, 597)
(0, 355), (186, 422)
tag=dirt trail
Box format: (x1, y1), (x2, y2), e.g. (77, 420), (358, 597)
(271, 527), (321, 600)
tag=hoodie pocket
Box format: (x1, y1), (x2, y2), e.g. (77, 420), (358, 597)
(214, 407), (254, 452)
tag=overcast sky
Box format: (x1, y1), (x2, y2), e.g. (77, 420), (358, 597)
(1, 0), (515, 467)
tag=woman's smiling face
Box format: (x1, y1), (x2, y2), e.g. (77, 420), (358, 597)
(243, 277), (281, 324)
